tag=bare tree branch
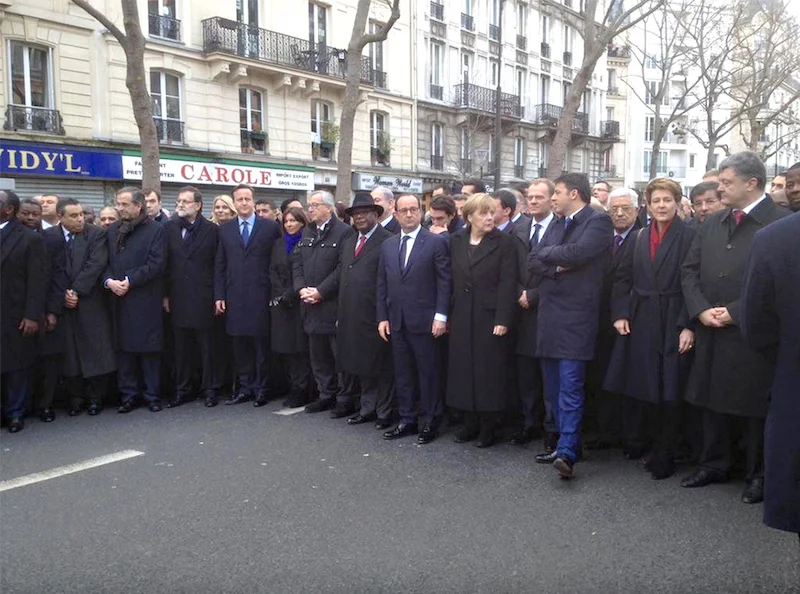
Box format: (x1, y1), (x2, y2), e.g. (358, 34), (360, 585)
(71, 0), (127, 43)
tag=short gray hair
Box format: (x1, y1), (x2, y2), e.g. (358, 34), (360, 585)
(372, 186), (394, 203)
(608, 187), (639, 208)
(719, 151), (766, 190)
(309, 190), (335, 207)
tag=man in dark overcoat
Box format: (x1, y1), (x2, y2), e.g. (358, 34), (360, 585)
(681, 151), (790, 504)
(336, 193), (394, 428)
(293, 190), (355, 417)
(741, 211), (800, 539)
(164, 186), (220, 408)
(55, 198), (116, 415)
(528, 173), (613, 478)
(104, 187), (167, 413)
(215, 184), (281, 407)
(0, 190), (47, 432)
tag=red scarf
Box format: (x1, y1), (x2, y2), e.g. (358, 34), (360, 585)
(649, 218), (674, 261)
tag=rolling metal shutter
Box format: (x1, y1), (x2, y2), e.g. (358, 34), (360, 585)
(10, 178), (111, 214)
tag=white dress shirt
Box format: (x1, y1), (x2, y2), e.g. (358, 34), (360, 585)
(530, 212), (554, 242)
(741, 193), (767, 215)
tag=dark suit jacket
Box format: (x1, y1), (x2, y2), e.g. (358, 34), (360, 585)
(1, 219), (47, 372)
(382, 215), (401, 235)
(377, 226), (451, 334)
(105, 218), (166, 353)
(40, 226), (68, 356)
(513, 216), (550, 358)
(215, 216), (281, 336)
(741, 212), (800, 533)
(165, 216), (218, 330)
(529, 205), (613, 361)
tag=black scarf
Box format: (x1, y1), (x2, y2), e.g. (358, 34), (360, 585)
(180, 215), (203, 245)
(116, 211), (149, 252)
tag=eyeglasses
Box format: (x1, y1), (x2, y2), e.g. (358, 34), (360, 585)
(692, 198), (719, 208)
(307, 203), (325, 210)
(609, 206), (635, 213)
(175, 199), (197, 206)
(397, 207), (420, 215)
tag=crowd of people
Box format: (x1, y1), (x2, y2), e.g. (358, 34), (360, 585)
(1, 151), (798, 539)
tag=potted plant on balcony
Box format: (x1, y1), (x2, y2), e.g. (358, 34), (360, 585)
(372, 131), (391, 166)
(321, 120), (339, 149)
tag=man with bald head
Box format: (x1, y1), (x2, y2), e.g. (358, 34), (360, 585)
(785, 163), (800, 212)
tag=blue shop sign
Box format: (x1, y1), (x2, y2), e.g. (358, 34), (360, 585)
(0, 141), (123, 179)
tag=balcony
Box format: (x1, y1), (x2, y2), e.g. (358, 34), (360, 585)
(600, 120), (620, 139)
(431, 155), (444, 170)
(4, 105), (65, 135)
(454, 83), (523, 119)
(607, 85), (619, 95)
(601, 165), (618, 178)
(572, 112), (588, 134)
(461, 158), (473, 171)
(371, 147), (390, 167)
(154, 118), (184, 144)
(643, 164), (687, 178)
(489, 24), (499, 41)
(430, 83), (443, 100)
(148, 13), (181, 42)
(241, 129), (268, 154)
(516, 35), (527, 50)
(607, 45), (631, 58)
(541, 42), (551, 59)
(202, 17), (385, 88)
(532, 104), (588, 134)
(662, 132), (687, 144)
(461, 13), (475, 31)
(514, 165), (525, 178)
(430, 1), (444, 21)
(563, 51), (572, 66)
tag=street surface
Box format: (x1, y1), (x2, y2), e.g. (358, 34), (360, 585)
(1, 400), (798, 593)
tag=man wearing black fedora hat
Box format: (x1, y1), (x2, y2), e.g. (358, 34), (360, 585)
(335, 192), (396, 427)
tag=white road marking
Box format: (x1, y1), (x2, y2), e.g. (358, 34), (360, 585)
(273, 406), (306, 416)
(0, 449), (145, 493)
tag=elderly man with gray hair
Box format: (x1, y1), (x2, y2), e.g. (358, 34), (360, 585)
(681, 150), (790, 504)
(371, 186), (400, 234)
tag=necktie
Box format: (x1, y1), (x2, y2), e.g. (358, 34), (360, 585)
(564, 216), (572, 231)
(66, 232), (73, 243)
(733, 210), (745, 226)
(613, 234), (624, 255)
(241, 220), (250, 246)
(530, 223), (541, 248)
(355, 235), (367, 258)
(399, 235), (410, 271)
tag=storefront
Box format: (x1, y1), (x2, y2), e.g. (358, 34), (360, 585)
(352, 172), (424, 195)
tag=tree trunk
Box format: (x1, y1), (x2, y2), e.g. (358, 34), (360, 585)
(705, 143), (717, 172)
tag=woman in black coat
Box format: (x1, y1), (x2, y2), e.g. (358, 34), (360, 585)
(269, 207), (312, 408)
(447, 193), (519, 447)
(604, 178), (696, 479)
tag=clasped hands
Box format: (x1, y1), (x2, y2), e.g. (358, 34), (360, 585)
(299, 287), (322, 305)
(698, 307), (733, 328)
(106, 278), (130, 297)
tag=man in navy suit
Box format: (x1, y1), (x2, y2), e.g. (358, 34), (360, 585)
(529, 173), (613, 478)
(215, 183), (281, 407)
(164, 186), (220, 408)
(377, 193), (451, 444)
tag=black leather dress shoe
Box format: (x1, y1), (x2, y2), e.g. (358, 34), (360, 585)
(118, 400), (136, 414)
(347, 413), (376, 425)
(543, 432), (559, 453)
(509, 426), (539, 446)
(8, 419), (24, 433)
(225, 393), (251, 406)
(285, 393), (310, 408)
(69, 407), (83, 417)
(554, 457), (574, 479)
(680, 468), (726, 488)
(374, 418), (393, 430)
(148, 402), (163, 412)
(305, 398), (334, 414)
(741, 478), (764, 504)
(383, 423), (418, 440)
(330, 404), (355, 419)
(453, 426), (478, 443)
(535, 451), (559, 464)
(39, 408), (56, 422)
(417, 425), (438, 444)
(166, 397), (187, 409)
(476, 429), (495, 448)
(253, 394), (270, 407)
(204, 396), (218, 408)
(87, 402), (102, 416)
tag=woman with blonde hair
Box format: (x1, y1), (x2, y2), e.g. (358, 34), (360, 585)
(211, 194), (236, 225)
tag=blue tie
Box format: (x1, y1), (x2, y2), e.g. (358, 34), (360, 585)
(399, 235), (410, 271)
(564, 216), (572, 231)
(241, 220), (250, 246)
(530, 223), (541, 248)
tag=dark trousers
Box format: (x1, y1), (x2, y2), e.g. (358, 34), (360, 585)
(308, 333), (341, 403)
(64, 374), (108, 409)
(35, 355), (61, 411)
(214, 318), (235, 396)
(359, 374), (395, 421)
(542, 358), (587, 463)
(700, 409), (764, 481)
(1, 368), (30, 419)
(391, 329), (442, 427)
(174, 327), (217, 398)
(517, 355), (555, 433)
(285, 352), (311, 395)
(593, 390), (623, 442)
(462, 410), (502, 433)
(117, 352), (161, 404)
(231, 335), (270, 397)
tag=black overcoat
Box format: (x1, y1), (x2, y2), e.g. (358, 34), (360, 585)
(681, 198), (790, 418)
(105, 218), (166, 353)
(214, 217), (281, 336)
(39, 225), (68, 357)
(0, 219), (47, 373)
(165, 216), (218, 330)
(61, 224), (116, 378)
(336, 224), (393, 378)
(292, 217), (355, 335)
(446, 228), (518, 412)
(269, 236), (307, 355)
(604, 218), (695, 404)
(514, 217), (547, 358)
(741, 212), (800, 534)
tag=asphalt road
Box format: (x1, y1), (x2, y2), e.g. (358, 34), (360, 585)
(1, 400), (798, 594)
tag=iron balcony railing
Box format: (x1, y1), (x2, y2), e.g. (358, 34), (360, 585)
(4, 105), (65, 135)
(461, 13), (474, 31)
(431, 155), (444, 170)
(454, 83), (523, 119)
(461, 158), (473, 172)
(489, 24), (499, 41)
(149, 13), (181, 41)
(601, 165), (617, 177)
(241, 129), (268, 153)
(430, 1), (444, 21)
(643, 164), (687, 178)
(541, 42), (551, 58)
(516, 35), (527, 50)
(572, 112), (589, 134)
(154, 118), (184, 144)
(430, 84), (443, 100)
(608, 85), (619, 95)
(607, 45), (631, 58)
(514, 165), (525, 178)
(532, 104), (588, 134)
(600, 120), (620, 139)
(202, 17), (385, 88)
